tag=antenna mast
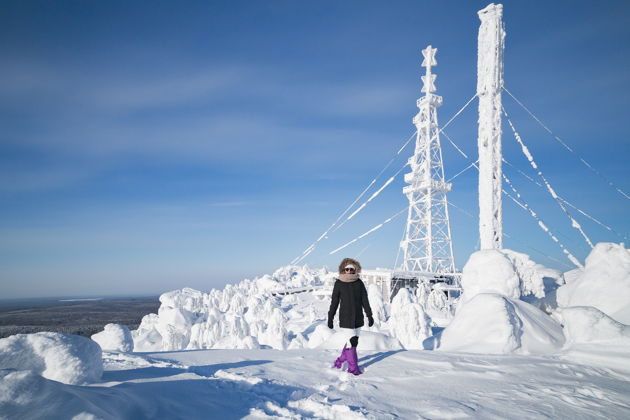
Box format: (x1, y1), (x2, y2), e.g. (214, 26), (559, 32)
(477, 3), (505, 250)
(400, 46), (456, 274)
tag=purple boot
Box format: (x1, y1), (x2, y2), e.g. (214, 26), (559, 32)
(333, 345), (349, 369)
(346, 346), (362, 375)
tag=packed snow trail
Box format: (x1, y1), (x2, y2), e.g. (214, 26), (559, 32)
(4, 348), (630, 419)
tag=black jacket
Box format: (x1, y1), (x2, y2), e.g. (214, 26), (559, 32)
(328, 279), (373, 329)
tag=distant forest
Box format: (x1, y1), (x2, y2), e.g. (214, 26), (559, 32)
(0, 297), (160, 339)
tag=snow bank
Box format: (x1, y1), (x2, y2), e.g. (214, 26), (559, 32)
(557, 242), (630, 323)
(91, 323), (134, 352)
(554, 306), (630, 372)
(554, 306), (630, 345)
(0, 332), (102, 385)
(439, 293), (565, 354)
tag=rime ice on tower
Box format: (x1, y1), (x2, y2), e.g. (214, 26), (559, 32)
(400, 46), (456, 275)
(477, 3), (505, 250)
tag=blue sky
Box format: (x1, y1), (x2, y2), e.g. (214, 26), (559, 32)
(1, 1), (628, 298)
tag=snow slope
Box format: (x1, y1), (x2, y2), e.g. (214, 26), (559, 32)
(3, 348), (630, 419)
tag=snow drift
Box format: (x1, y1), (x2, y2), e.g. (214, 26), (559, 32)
(91, 323), (134, 352)
(439, 293), (565, 354)
(557, 242), (630, 324)
(0, 332), (102, 385)
(553, 306), (630, 345)
(439, 249), (565, 354)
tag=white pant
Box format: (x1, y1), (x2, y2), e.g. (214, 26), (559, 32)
(338, 327), (361, 347)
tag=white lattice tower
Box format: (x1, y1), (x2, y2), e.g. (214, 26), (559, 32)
(400, 46), (455, 274)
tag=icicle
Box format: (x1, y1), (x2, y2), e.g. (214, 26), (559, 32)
(504, 107), (594, 249)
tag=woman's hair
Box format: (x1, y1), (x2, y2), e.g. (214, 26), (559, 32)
(338, 257), (362, 274)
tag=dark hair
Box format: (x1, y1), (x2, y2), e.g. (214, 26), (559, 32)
(338, 257), (362, 274)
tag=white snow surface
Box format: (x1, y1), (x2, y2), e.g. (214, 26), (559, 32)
(557, 242), (630, 323)
(3, 348), (630, 419)
(0, 332), (102, 385)
(91, 323), (134, 352)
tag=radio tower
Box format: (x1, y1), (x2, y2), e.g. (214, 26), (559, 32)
(400, 46), (455, 274)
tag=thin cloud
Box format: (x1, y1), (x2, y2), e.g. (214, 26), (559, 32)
(207, 201), (253, 207)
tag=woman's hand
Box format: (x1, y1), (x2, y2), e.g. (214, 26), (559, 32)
(368, 316), (374, 327)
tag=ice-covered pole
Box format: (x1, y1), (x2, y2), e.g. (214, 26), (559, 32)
(477, 3), (505, 250)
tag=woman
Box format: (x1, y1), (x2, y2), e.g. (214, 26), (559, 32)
(327, 257), (374, 375)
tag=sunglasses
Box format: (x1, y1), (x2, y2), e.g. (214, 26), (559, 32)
(344, 268), (355, 272)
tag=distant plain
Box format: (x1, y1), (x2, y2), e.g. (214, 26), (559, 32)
(0, 296), (160, 338)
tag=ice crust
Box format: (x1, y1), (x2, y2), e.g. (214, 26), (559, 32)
(0, 332), (102, 385)
(91, 323), (134, 352)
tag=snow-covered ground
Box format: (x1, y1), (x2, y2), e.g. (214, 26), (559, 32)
(1, 242), (630, 419)
(2, 347), (629, 419)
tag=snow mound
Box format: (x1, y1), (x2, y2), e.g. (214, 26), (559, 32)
(0, 332), (102, 385)
(557, 242), (630, 324)
(462, 249), (560, 304)
(387, 288), (431, 349)
(461, 250), (520, 302)
(439, 293), (565, 354)
(554, 306), (630, 345)
(91, 323), (134, 352)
